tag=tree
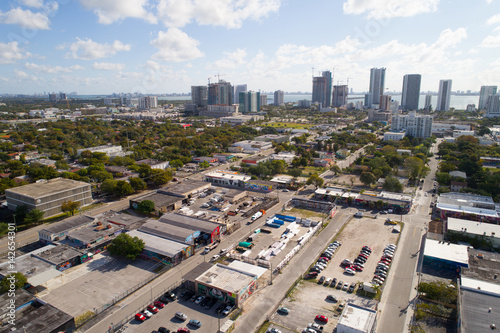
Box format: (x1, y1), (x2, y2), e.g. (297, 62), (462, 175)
(61, 200), (81, 216)
(288, 168), (302, 179)
(306, 174), (324, 189)
(101, 179), (117, 195)
(350, 176), (356, 188)
(0, 273), (27, 293)
(199, 161), (210, 169)
(114, 180), (134, 197)
(23, 209), (45, 225)
(169, 159), (184, 169)
(129, 177), (147, 192)
(383, 175), (403, 193)
(151, 169), (172, 186)
(14, 205), (29, 225)
(107, 233), (145, 260)
(330, 165), (341, 175)
(359, 172), (377, 186)
(137, 200), (155, 215)
(404, 157), (424, 180)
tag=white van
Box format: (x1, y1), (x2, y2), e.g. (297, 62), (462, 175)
(354, 212), (364, 218)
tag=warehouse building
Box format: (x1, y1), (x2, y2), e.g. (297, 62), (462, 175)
(435, 192), (500, 224)
(459, 276), (500, 332)
(158, 213), (223, 244)
(195, 261), (268, 307)
(446, 217), (500, 248)
(157, 180), (211, 199)
(204, 171), (251, 188)
(6, 178), (92, 218)
(423, 239), (469, 272)
(139, 220), (198, 245)
(38, 215), (95, 243)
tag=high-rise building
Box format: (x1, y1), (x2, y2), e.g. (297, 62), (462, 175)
(208, 80), (233, 105)
(239, 91), (260, 113)
(274, 90), (284, 106)
(436, 80), (452, 111)
(364, 93), (372, 109)
(379, 95), (391, 111)
(479, 85), (498, 110)
(332, 85), (348, 107)
(485, 94), (500, 118)
(139, 96), (158, 109)
(369, 68), (386, 105)
(49, 93), (57, 102)
(191, 86), (208, 107)
(424, 94), (432, 111)
(234, 84), (247, 104)
(401, 74), (421, 111)
(391, 111), (433, 138)
(312, 71), (332, 107)
(260, 94), (267, 106)
(59, 92), (67, 100)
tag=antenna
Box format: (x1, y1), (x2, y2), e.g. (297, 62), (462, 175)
(346, 77), (353, 86)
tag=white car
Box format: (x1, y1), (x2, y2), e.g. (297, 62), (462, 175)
(195, 296), (205, 304)
(143, 310), (153, 318)
(344, 268), (356, 275)
(308, 323), (322, 330)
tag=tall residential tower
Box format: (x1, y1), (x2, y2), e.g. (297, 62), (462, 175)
(401, 74), (421, 111)
(312, 71), (332, 107)
(436, 79), (452, 111)
(479, 86), (498, 110)
(369, 68), (386, 106)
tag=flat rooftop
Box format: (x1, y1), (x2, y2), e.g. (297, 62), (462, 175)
(227, 260), (267, 278)
(242, 155), (268, 162)
(0, 292), (74, 333)
(461, 276), (500, 296)
(463, 248), (500, 282)
(139, 219), (197, 244)
(158, 180), (210, 197)
(205, 171), (251, 182)
(132, 192), (182, 206)
(67, 223), (121, 245)
(424, 239), (469, 267)
(127, 230), (188, 258)
(40, 215), (95, 235)
(102, 212), (147, 227)
(460, 286), (500, 332)
(195, 262), (262, 294)
(337, 303), (377, 332)
(5, 178), (90, 198)
(0, 245), (57, 280)
(159, 213), (222, 234)
(447, 217), (500, 237)
(32, 244), (84, 266)
(379, 191), (412, 202)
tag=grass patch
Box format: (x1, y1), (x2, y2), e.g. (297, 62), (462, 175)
(301, 166), (326, 177)
(229, 307), (243, 321)
(289, 207), (325, 219)
(75, 310), (94, 327)
(256, 321), (271, 333)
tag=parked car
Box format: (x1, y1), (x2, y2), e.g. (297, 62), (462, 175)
(188, 319), (202, 328)
(358, 253), (368, 259)
(342, 282), (349, 291)
(135, 313), (147, 322)
(353, 264), (363, 271)
(336, 280), (343, 289)
(306, 272), (319, 279)
(332, 241), (342, 246)
(344, 268), (356, 275)
(222, 305), (234, 316)
(318, 276), (326, 284)
(315, 315), (329, 323)
(267, 328), (282, 333)
(177, 328), (190, 333)
(143, 310), (153, 318)
(154, 301), (165, 309)
(277, 307), (290, 314)
(325, 278), (332, 285)
(175, 312), (187, 321)
(147, 305), (159, 314)
(158, 327), (169, 333)
(326, 295), (338, 302)
(308, 322), (323, 331)
(205, 298), (217, 309)
(216, 303), (226, 314)
(195, 296), (205, 305)
(331, 278), (338, 287)
(348, 283), (357, 293)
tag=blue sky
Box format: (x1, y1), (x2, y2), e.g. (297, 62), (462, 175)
(0, 0), (499, 95)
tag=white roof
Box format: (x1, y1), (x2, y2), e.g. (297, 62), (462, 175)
(127, 230), (187, 258)
(379, 191), (412, 202)
(447, 217), (500, 238)
(424, 239), (469, 266)
(205, 171), (251, 182)
(461, 276), (500, 296)
(337, 304), (377, 333)
(436, 202), (499, 218)
(228, 260), (268, 278)
(195, 262), (262, 294)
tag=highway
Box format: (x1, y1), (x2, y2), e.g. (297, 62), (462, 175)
(376, 139), (441, 333)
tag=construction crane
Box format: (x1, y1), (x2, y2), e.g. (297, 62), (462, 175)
(208, 77), (212, 85)
(346, 77), (353, 86)
(214, 73), (226, 82)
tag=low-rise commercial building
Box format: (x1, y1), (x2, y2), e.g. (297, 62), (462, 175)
(383, 132), (406, 141)
(39, 215), (95, 243)
(337, 303), (377, 333)
(253, 134), (289, 144)
(6, 178), (92, 218)
(231, 140), (272, 153)
(204, 171), (251, 188)
(459, 276), (500, 332)
(76, 145), (124, 156)
(446, 217), (500, 247)
(137, 159), (170, 170)
(241, 155), (269, 165)
(194, 261), (268, 307)
(423, 238), (469, 272)
(435, 192), (500, 224)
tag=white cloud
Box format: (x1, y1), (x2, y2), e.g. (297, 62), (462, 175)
(0, 7), (50, 29)
(343, 0), (440, 19)
(79, 0), (157, 24)
(18, 0), (44, 8)
(66, 38), (131, 60)
(0, 42), (31, 64)
(93, 62), (125, 70)
(487, 13), (500, 25)
(213, 49), (247, 69)
(24, 62), (84, 73)
(14, 69), (29, 77)
(481, 26), (500, 47)
(157, 0), (281, 29)
(151, 28), (204, 62)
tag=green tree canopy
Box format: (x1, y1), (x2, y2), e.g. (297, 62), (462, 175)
(108, 233), (145, 260)
(23, 209), (45, 225)
(383, 175), (403, 193)
(306, 173), (324, 189)
(129, 177), (147, 192)
(360, 172), (377, 186)
(61, 200), (81, 216)
(137, 200), (155, 215)
(0, 273), (27, 293)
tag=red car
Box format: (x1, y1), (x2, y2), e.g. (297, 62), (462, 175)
(353, 264), (363, 271)
(315, 315), (328, 323)
(135, 313), (146, 322)
(177, 328), (190, 333)
(147, 305), (159, 314)
(358, 253), (368, 259)
(154, 300), (165, 309)
(319, 257), (330, 261)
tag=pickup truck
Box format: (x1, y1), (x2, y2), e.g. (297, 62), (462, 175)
(203, 242), (219, 254)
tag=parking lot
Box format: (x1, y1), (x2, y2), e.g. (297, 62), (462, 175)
(40, 253), (159, 317)
(265, 210), (402, 332)
(121, 289), (235, 333)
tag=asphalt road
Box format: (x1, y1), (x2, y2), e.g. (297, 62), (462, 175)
(376, 139), (441, 333)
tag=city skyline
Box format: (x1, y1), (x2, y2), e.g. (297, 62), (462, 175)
(0, 0), (500, 95)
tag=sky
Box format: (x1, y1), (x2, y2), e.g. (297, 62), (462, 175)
(0, 0), (500, 95)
